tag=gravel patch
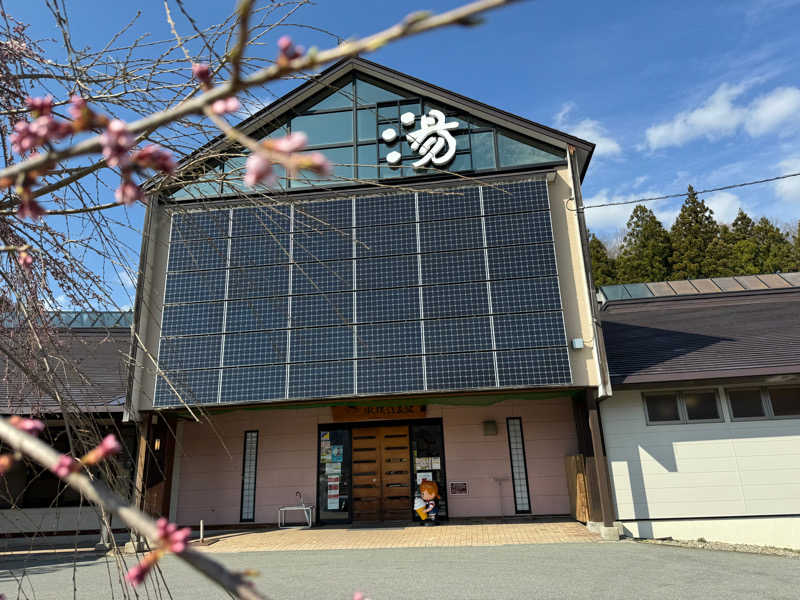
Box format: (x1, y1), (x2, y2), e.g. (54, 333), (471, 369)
(635, 536), (800, 558)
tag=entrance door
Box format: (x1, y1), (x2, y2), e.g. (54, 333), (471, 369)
(351, 425), (412, 521)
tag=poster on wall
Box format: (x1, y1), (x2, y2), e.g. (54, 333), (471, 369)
(431, 457), (441, 470)
(327, 475), (340, 509)
(416, 471), (433, 485)
(415, 457), (431, 470)
(320, 442), (332, 463)
(331, 445), (343, 462)
(325, 462), (341, 474)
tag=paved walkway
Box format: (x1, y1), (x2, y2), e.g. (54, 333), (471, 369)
(194, 519), (600, 552)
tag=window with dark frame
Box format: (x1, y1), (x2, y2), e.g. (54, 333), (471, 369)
(644, 391), (720, 424)
(506, 417), (531, 513)
(768, 387), (800, 417)
(727, 389), (766, 419)
(644, 393), (680, 423)
(726, 386), (800, 420)
(240, 430), (258, 522)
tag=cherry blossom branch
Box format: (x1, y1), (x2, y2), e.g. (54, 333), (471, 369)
(0, 0), (514, 184)
(0, 417), (269, 600)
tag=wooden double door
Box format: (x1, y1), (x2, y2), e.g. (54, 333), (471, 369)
(351, 425), (412, 521)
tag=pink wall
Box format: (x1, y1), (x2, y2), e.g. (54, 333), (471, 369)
(173, 398), (577, 526)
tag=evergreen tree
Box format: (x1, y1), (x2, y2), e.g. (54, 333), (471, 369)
(588, 233), (617, 286)
(669, 186), (717, 279)
(728, 209), (760, 275)
(752, 217), (794, 273)
(731, 209), (755, 239)
(702, 224), (737, 277)
(615, 205), (672, 283)
(794, 221), (800, 272)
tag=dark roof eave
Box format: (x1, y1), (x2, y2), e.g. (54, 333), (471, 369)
(612, 364), (800, 386)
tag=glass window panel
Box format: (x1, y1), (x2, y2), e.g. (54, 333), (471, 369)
(291, 111), (353, 146)
(357, 356), (423, 394)
(167, 238), (228, 272)
(318, 429), (351, 521)
(154, 369), (220, 406)
(645, 394), (680, 422)
(769, 387), (800, 417)
(231, 206), (291, 237)
(482, 179), (550, 214)
(727, 389), (765, 419)
(355, 78), (404, 105)
(357, 109), (377, 141)
(357, 144), (378, 179)
(240, 431), (258, 522)
(418, 188), (480, 220)
(223, 330), (287, 367)
(229, 235), (291, 268)
(506, 418), (530, 513)
(454, 133), (470, 152)
(378, 104), (398, 121)
(227, 265), (290, 300)
(288, 360), (353, 398)
(356, 255), (417, 289)
(291, 292), (352, 328)
(306, 82), (353, 111)
(158, 334), (222, 371)
(424, 317), (492, 354)
(226, 297), (289, 332)
(497, 133), (564, 167)
(422, 283), (489, 319)
(419, 218), (483, 253)
(488, 244), (557, 280)
(162, 303), (225, 336)
(684, 391), (719, 421)
(379, 165), (416, 179)
(426, 352), (495, 390)
(494, 312), (566, 349)
(471, 132), (496, 170)
(491, 276), (562, 313)
(496, 348), (571, 386)
(356, 194), (416, 226)
(355, 321), (422, 358)
(292, 260), (352, 295)
(355, 288), (419, 323)
(290, 145), (355, 188)
(448, 153), (472, 172)
(164, 270), (227, 304)
(485, 212), (553, 247)
(355, 223), (417, 258)
(221, 365), (285, 404)
(291, 326), (353, 362)
(421, 250), (485, 285)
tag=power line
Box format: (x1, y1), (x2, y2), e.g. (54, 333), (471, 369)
(583, 171), (800, 209)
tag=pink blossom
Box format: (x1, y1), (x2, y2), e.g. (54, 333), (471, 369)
(244, 153), (275, 187)
(9, 415), (45, 435)
(353, 594), (365, 600)
(52, 454), (79, 478)
(25, 95), (53, 117)
(124, 557), (156, 586)
(306, 151), (332, 176)
(16, 251), (33, 270)
(100, 119), (134, 167)
(82, 434), (122, 465)
(115, 180), (143, 205)
(68, 95), (87, 121)
(133, 144), (176, 174)
(10, 120), (40, 155)
(211, 97), (240, 115)
(156, 517), (191, 553)
(16, 197), (46, 220)
(28, 115), (70, 145)
(277, 36), (304, 61)
(271, 132), (307, 154)
(192, 63), (212, 85)
(0, 454), (14, 474)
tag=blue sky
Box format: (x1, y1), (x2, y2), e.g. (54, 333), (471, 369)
(8, 0), (800, 305)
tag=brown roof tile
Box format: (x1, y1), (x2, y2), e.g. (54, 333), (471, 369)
(646, 282), (676, 296)
(735, 275), (768, 290)
(688, 279), (721, 294)
(712, 277), (745, 292)
(756, 274), (791, 288)
(668, 280), (698, 295)
(781, 272), (800, 286)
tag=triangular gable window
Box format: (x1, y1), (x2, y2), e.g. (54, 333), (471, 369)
(170, 75), (565, 198)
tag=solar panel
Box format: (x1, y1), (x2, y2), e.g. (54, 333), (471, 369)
(155, 178), (571, 407)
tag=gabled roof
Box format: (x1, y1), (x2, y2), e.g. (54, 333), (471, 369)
(169, 57), (595, 185)
(600, 287), (800, 386)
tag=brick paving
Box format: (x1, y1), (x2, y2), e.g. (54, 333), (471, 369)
(193, 519), (600, 553)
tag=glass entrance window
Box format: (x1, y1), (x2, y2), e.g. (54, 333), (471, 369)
(317, 428), (351, 522)
(410, 421), (447, 519)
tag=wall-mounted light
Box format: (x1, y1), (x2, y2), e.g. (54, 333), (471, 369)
(482, 420), (498, 436)
(154, 438), (161, 451)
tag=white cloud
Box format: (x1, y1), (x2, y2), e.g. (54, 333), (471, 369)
(555, 103), (622, 158)
(775, 157), (800, 203)
(118, 269), (137, 290)
(705, 191), (742, 223)
(645, 83), (800, 150)
(632, 175), (649, 189)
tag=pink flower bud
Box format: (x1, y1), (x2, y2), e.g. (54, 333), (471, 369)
(244, 153), (275, 187)
(155, 517), (191, 553)
(192, 63), (212, 85)
(25, 95), (53, 117)
(52, 454), (79, 478)
(0, 454), (14, 475)
(271, 132), (307, 154)
(82, 434), (122, 466)
(353, 593), (365, 600)
(124, 553), (160, 586)
(133, 144), (176, 174)
(211, 96), (240, 115)
(100, 119), (134, 167)
(17, 251), (34, 270)
(307, 152), (332, 176)
(115, 180), (144, 205)
(16, 198), (45, 220)
(277, 36), (304, 61)
(9, 415), (45, 435)
(68, 95), (87, 120)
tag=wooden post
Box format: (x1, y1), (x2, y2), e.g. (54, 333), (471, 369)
(587, 390), (615, 527)
(132, 417), (150, 511)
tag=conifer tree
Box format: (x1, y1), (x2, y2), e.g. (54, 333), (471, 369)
(793, 221), (800, 271)
(729, 209), (760, 275)
(702, 224), (737, 277)
(615, 205), (672, 283)
(752, 217), (794, 273)
(669, 186), (717, 279)
(588, 233), (617, 286)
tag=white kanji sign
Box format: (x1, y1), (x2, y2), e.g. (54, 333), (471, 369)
(383, 109), (460, 169)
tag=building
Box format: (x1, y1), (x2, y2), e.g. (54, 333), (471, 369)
(128, 58), (617, 531)
(0, 311), (136, 537)
(598, 275), (800, 549)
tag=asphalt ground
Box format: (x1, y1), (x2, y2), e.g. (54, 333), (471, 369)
(2, 541), (797, 599)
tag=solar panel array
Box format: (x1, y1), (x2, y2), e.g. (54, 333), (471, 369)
(154, 178), (571, 407)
